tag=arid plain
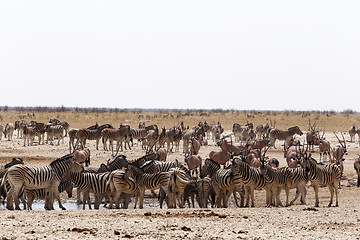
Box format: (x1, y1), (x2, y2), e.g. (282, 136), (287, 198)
(0, 110), (359, 240)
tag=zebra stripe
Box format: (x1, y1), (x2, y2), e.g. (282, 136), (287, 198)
(201, 158), (244, 208)
(231, 158), (269, 207)
(77, 124), (113, 150)
(109, 169), (138, 209)
(123, 164), (171, 209)
(303, 156), (341, 207)
(260, 164), (294, 206)
(70, 171), (111, 209)
(2, 154), (83, 210)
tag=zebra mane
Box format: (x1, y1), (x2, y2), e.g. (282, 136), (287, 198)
(288, 126), (299, 131)
(175, 162), (192, 178)
(49, 154), (74, 167)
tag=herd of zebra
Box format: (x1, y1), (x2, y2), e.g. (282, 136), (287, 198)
(0, 118), (358, 211)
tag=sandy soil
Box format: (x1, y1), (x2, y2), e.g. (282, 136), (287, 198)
(0, 130), (359, 240)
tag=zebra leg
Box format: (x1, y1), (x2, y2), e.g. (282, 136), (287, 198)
(27, 193), (34, 210)
(133, 191), (139, 209)
(250, 187), (255, 208)
(82, 191), (90, 210)
(284, 186), (290, 207)
(290, 188), (300, 205)
(328, 184), (334, 207)
(334, 182), (339, 207)
(275, 187), (283, 207)
(76, 188), (82, 204)
(312, 183), (320, 207)
(213, 187), (223, 208)
(139, 190), (145, 209)
(244, 186), (250, 207)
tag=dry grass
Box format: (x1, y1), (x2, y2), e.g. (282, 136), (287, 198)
(0, 109), (359, 132)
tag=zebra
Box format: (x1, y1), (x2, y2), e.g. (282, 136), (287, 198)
(23, 125), (36, 146)
(4, 123), (15, 141)
(49, 119), (70, 137)
(25, 180), (73, 210)
(197, 177), (216, 208)
(68, 123), (99, 153)
(30, 121), (46, 145)
(45, 124), (64, 145)
(76, 123), (114, 150)
(101, 124), (131, 152)
(269, 126), (303, 149)
(349, 125), (356, 142)
(1, 154), (84, 210)
(260, 163), (294, 207)
(123, 164), (171, 209)
(129, 128), (148, 147)
(108, 169), (138, 209)
(167, 167), (190, 208)
(231, 158), (270, 207)
(302, 154), (341, 207)
(69, 171), (111, 210)
(200, 158), (244, 208)
(15, 120), (28, 139)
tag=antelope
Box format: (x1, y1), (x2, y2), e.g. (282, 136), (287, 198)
(318, 131), (331, 163)
(306, 120), (319, 152)
(184, 151), (202, 177)
(332, 132), (347, 187)
(283, 144), (302, 168)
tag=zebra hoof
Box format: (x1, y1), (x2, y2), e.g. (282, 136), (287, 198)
(61, 207), (66, 210)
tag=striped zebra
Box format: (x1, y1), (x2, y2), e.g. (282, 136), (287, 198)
(70, 171), (111, 209)
(68, 124), (99, 153)
(15, 120), (27, 139)
(302, 154), (341, 207)
(4, 123), (15, 141)
(23, 125), (36, 146)
(269, 126), (303, 149)
(129, 128), (148, 147)
(197, 177), (216, 208)
(231, 158), (270, 207)
(77, 123), (114, 150)
(101, 124), (131, 153)
(167, 167), (190, 208)
(49, 119), (70, 137)
(108, 169), (138, 209)
(260, 163), (294, 207)
(2, 154), (83, 210)
(288, 166), (309, 205)
(45, 124), (64, 145)
(25, 181), (73, 210)
(30, 121), (46, 145)
(201, 158), (244, 208)
(123, 164), (171, 209)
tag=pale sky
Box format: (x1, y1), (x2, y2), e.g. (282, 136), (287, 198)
(1, 1), (359, 111)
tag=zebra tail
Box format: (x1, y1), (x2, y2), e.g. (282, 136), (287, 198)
(169, 171), (177, 193)
(357, 173), (360, 188)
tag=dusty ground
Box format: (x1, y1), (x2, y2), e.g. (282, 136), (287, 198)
(0, 127), (360, 239)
